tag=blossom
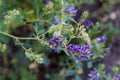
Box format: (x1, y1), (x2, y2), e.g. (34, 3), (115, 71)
(64, 5), (77, 15)
(52, 15), (58, 25)
(96, 35), (107, 42)
(88, 71), (100, 80)
(4, 9), (20, 24)
(42, 1), (54, 11)
(66, 44), (94, 60)
(82, 19), (94, 27)
(114, 74), (120, 80)
(48, 36), (62, 52)
(25, 48), (43, 63)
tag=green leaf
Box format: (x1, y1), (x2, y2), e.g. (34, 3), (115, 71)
(38, 29), (45, 34)
(0, 34), (9, 43)
(66, 69), (75, 76)
(87, 61), (93, 68)
(75, 74), (81, 80)
(34, 22), (39, 33)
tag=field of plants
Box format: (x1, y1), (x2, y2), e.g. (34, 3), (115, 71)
(0, 0), (120, 80)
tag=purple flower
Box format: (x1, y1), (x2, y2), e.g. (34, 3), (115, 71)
(81, 51), (94, 59)
(67, 44), (80, 54)
(48, 36), (62, 52)
(96, 35), (107, 42)
(114, 74), (120, 80)
(52, 15), (58, 25)
(66, 44), (94, 60)
(82, 19), (94, 27)
(52, 18), (58, 25)
(88, 71), (100, 80)
(64, 5), (77, 15)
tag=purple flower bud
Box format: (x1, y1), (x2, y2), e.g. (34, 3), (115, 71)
(82, 19), (94, 27)
(64, 5), (77, 15)
(48, 36), (62, 52)
(66, 44), (74, 55)
(52, 17), (58, 25)
(41, 0), (48, 4)
(88, 71), (100, 80)
(86, 51), (94, 58)
(96, 35), (107, 42)
(52, 14), (58, 25)
(73, 54), (79, 59)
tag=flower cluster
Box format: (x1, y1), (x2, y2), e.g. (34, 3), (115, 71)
(96, 35), (107, 42)
(42, 1), (54, 11)
(88, 71), (100, 80)
(78, 26), (91, 43)
(4, 9), (20, 24)
(64, 5), (77, 15)
(48, 36), (62, 52)
(66, 44), (94, 60)
(25, 48), (43, 63)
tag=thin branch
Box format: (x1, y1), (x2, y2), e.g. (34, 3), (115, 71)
(0, 31), (36, 40)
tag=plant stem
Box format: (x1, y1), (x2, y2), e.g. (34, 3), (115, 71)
(15, 39), (27, 51)
(61, 0), (64, 23)
(60, 0), (64, 34)
(0, 31), (36, 40)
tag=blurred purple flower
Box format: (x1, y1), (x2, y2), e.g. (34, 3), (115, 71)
(88, 71), (100, 80)
(52, 15), (58, 25)
(64, 5), (77, 15)
(82, 19), (94, 27)
(41, 0), (48, 4)
(66, 44), (94, 60)
(77, 0), (80, 2)
(98, 26), (103, 31)
(114, 74), (120, 80)
(48, 36), (62, 52)
(96, 35), (107, 42)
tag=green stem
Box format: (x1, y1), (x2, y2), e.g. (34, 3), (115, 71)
(67, 35), (75, 44)
(40, 31), (48, 37)
(0, 31), (36, 40)
(16, 39), (27, 51)
(62, 43), (67, 54)
(59, 0), (64, 34)
(68, 37), (72, 44)
(61, 0), (64, 23)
